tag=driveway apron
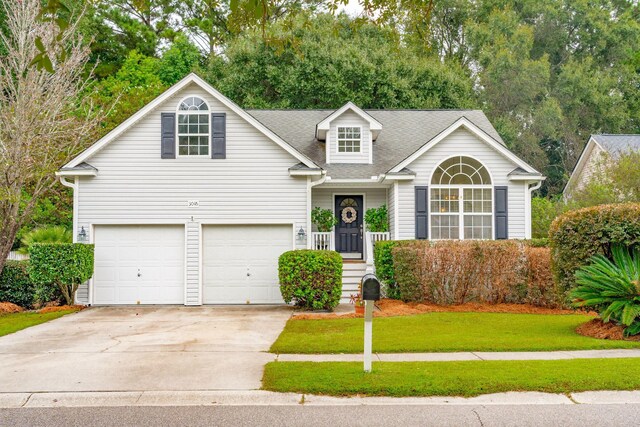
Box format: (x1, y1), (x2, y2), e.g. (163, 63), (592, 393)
(0, 306), (291, 392)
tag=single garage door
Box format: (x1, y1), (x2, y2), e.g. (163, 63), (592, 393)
(202, 225), (292, 304)
(93, 225), (185, 305)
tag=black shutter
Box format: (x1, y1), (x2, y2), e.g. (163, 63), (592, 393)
(161, 113), (176, 159)
(415, 186), (429, 240)
(211, 113), (226, 159)
(494, 186), (508, 239)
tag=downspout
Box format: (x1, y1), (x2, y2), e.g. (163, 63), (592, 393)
(526, 180), (543, 239)
(308, 172), (327, 249)
(58, 176), (78, 243)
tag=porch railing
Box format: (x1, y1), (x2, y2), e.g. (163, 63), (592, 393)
(6, 251), (28, 261)
(311, 232), (334, 251)
(364, 231), (390, 274)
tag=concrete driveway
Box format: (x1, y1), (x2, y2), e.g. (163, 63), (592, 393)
(0, 306), (291, 393)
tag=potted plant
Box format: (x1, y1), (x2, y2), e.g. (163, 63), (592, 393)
(311, 207), (338, 249)
(364, 205), (389, 232)
(350, 281), (365, 315)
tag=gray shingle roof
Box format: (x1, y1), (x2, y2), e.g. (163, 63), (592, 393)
(591, 134), (640, 158)
(247, 109), (505, 179)
(60, 162), (97, 172)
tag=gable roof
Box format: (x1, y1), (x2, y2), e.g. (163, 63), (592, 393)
(315, 102), (383, 141)
(248, 109), (528, 179)
(63, 73), (319, 170)
(591, 134), (640, 158)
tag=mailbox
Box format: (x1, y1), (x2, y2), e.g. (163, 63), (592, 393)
(361, 274), (381, 301)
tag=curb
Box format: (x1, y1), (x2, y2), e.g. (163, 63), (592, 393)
(1, 390), (640, 408)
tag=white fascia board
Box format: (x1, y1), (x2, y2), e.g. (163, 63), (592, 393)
(389, 117), (539, 174)
(383, 173), (416, 181)
(508, 175), (546, 181)
(64, 73), (319, 170)
(562, 137), (598, 195)
(56, 170), (98, 177)
(289, 170), (324, 176)
(325, 177), (382, 184)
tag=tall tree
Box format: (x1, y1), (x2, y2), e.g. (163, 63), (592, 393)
(0, 0), (103, 274)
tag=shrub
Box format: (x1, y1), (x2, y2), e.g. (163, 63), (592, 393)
(549, 203), (640, 295)
(531, 197), (564, 239)
(391, 240), (562, 307)
(525, 238), (549, 248)
(18, 226), (72, 254)
(0, 261), (34, 308)
(28, 243), (95, 305)
(311, 207), (338, 232)
(374, 240), (398, 298)
(278, 250), (343, 310)
(571, 245), (640, 336)
(364, 205), (389, 232)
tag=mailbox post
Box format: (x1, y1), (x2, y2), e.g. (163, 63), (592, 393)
(361, 274), (381, 373)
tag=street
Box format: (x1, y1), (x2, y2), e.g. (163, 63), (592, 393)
(1, 404), (639, 427)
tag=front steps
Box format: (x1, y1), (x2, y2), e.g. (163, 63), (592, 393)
(341, 260), (367, 302)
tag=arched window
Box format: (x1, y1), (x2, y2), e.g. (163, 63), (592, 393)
(177, 96), (209, 156)
(430, 156), (492, 240)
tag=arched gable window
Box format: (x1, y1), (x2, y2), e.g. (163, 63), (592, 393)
(430, 156), (492, 239)
(177, 96), (209, 156)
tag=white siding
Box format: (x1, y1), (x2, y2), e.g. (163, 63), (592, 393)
(388, 183), (396, 239)
(396, 128), (528, 240)
(566, 143), (609, 198)
(311, 187), (387, 231)
(76, 83), (309, 304)
(327, 111), (372, 164)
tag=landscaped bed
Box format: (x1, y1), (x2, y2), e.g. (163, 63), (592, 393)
(271, 306), (640, 353)
(0, 303), (83, 337)
(263, 358), (640, 397)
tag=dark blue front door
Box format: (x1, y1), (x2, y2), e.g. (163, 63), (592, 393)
(335, 195), (363, 256)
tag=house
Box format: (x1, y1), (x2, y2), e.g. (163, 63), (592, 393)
(564, 134), (640, 200)
(57, 74), (544, 306)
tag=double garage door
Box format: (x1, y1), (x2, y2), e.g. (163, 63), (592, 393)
(92, 224), (292, 305)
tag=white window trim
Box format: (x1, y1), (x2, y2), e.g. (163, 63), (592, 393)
(429, 185), (495, 240)
(176, 95), (211, 158)
(336, 125), (363, 154)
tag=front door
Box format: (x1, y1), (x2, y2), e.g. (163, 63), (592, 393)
(335, 195), (363, 258)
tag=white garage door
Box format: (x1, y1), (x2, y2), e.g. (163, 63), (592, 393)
(93, 225), (185, 305)
(203, 225), (292, 304)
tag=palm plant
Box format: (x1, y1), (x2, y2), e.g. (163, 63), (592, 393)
(571, 245), (640, 336)
(18, 226), (72, 254)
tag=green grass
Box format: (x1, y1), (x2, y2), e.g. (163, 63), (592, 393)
(263, 358), (640, 397)
(270, 312), (640, 353)
(0, 310), (77, 337)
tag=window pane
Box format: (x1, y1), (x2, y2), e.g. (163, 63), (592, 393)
(179, 146), (187, 155)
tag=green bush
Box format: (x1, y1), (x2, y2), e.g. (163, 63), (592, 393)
(531, 197), (564, 239)
(525, 238), (550, 248)
(549, 203), (640, 295)
(278, 250), (343, 310)
(18, 226), (72, 254)
(28, 243), (95, 305)
(364, 205), (389, 232)
(311, 207), (338, 232)
(374, 240), (400, 299)
(571, 245), (640, 336)
(0, 261), (35, 308)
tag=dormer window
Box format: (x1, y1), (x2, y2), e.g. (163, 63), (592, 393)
(337, 126), (362, 153)
(177, 96), (209, 156)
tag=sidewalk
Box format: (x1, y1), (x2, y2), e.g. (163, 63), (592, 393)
(276, 348), (640, 362)
(2, 390), (640, 408)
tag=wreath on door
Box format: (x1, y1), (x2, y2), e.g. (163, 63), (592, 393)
(341, 207), (357, 224)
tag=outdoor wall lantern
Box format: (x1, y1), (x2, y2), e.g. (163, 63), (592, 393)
(296, 227), (306, 244)
(78, 226), (88, 243)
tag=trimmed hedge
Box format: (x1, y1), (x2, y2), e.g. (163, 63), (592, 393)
(278, 250), (343, 310)
(0, 261), (35, 308)
(549, 203), (640, 294)
(373, 240), (399, 298)
(28, 243), (95, 305)
(391, 240), (562, 307)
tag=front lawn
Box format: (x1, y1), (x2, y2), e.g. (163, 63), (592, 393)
(270, 312), (640, 353)
(0, 310), (77, 337)
(263, 358), (640, 397)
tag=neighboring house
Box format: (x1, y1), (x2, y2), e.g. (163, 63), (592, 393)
(57, 74), (544, 306)
(564, 134), (640, 200)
